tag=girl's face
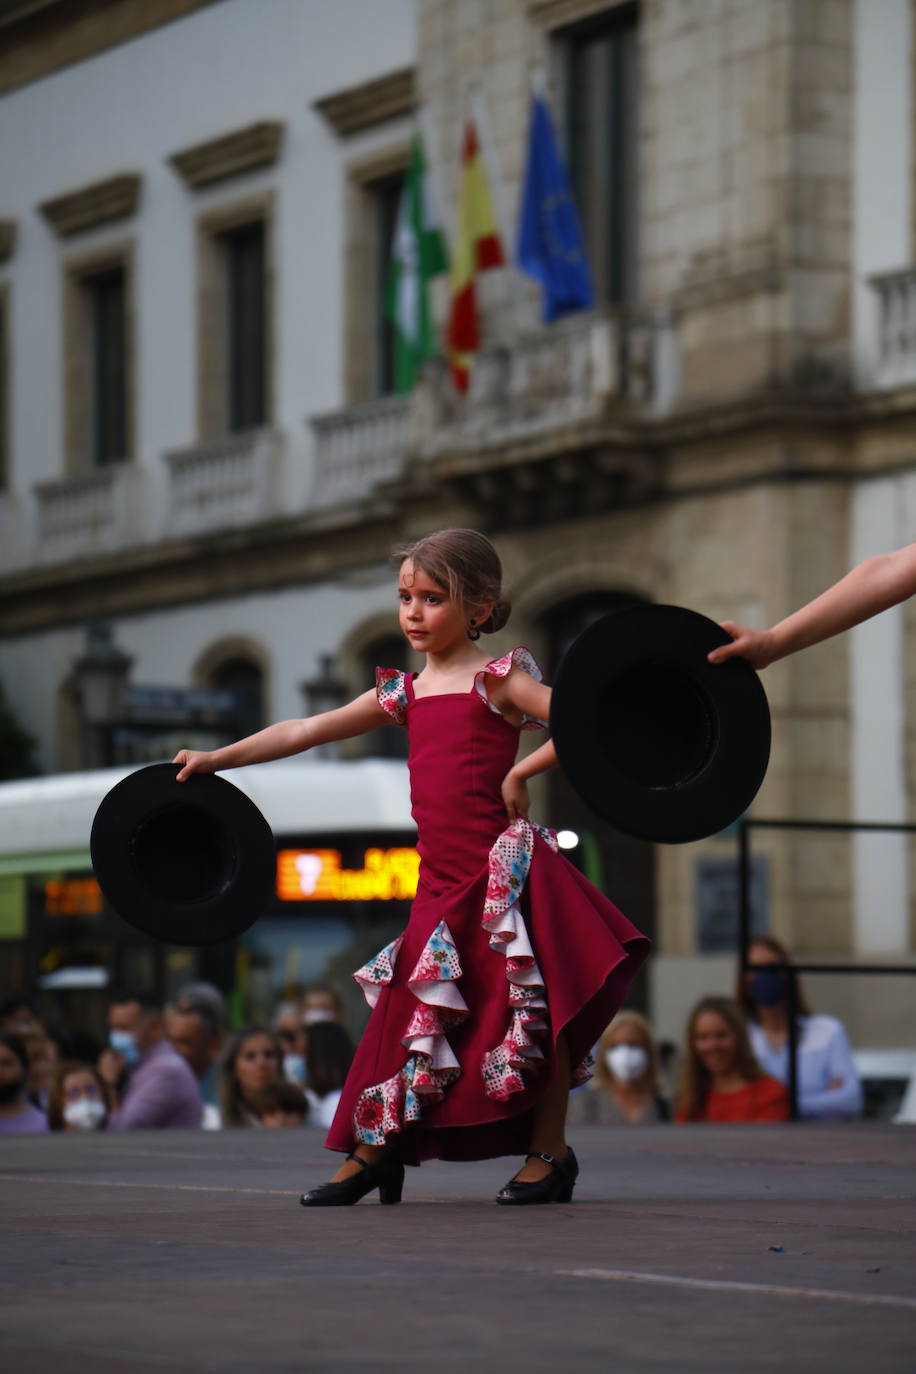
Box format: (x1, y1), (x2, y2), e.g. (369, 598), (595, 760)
(235, 1034), (279, 1099)
(692, 1011), (738, 1077)
(399, 560), (467, 653)
(62, 1067), (103, 1105)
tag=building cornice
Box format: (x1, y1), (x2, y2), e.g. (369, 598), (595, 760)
(38, 173), (141, 238)
(169, 121), (284, 190)
(0, 0), (224, 97)
(0, 219), (16, 261)
(528, 0), (632, 30)
(314, 66), (415, 137)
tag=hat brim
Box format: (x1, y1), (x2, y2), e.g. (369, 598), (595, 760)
(550, 605), (771, 844)
(90, 763), (275, 946)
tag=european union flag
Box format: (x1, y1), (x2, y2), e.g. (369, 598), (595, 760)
(516, 94), (596, 323)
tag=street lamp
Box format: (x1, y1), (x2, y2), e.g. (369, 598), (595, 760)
(73, 621), (133, 768)
(300, 654), (346, 760)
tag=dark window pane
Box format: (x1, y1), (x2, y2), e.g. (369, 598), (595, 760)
(87, 267), (127, 466)
(210, 656), (264, 739)
(224, 222), (266, 430)
(565, 5), (639, 306)
(374, 172), (405, 397)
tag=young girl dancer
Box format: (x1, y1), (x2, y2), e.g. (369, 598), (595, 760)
(174, 529), (649, 1205)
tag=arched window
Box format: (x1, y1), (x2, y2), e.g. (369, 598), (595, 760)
(209, 656), (264, 740)
(361, 634), (408, 760)
(539, 590), (655, 1011)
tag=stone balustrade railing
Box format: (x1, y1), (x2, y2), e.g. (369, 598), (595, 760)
(33, 466), (137, 565)
(870, 268), (916, 388)
(310, 393), (410, 509)
(164, 428), (281, 535)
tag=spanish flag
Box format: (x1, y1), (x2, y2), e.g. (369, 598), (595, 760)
(447, 121), (505, 392)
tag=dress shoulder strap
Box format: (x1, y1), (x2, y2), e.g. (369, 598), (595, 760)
(474, 646), (547, 731)
(375, 667), (409, 727)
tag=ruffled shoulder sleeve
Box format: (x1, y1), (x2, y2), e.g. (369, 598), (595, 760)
(375, 667), (409, 727)
(474, 646), (548, 731)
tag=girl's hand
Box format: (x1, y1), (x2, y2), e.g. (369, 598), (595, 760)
(707, 622), (777, 669)
(501, 767), (530, 823)
(172, 749), (218, 783)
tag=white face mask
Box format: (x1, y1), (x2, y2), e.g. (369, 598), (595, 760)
(63, 1098), (107, 1131)
(283, 1053), (306, 1085)
(605, 1044), (649, 1083)
(302, 1010), (335, 1027)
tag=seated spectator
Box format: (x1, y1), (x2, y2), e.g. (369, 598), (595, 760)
(739, 936), (863, 1121)
(47, 1063), (110, 1133)
(0, 996), (43, 1038)
(166, 1000), (223, 1124)
(24, 1032), (59, 1111)
(304, 1021), (354, 1130)
(568, 1011), (670, 1125)
(0, 1032), (48, 1133)
(173, 981), (228, 1034)
(272, 1002), (307, 1085)
(300, 984), (344, 1027)
(99, 991), (202, 1130)
(675, 996), (789, 1123)
(218, 1029), (283, 1128)
(253, 1080), (309, 1128)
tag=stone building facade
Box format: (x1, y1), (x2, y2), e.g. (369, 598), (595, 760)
(1, 0), (915, 1042)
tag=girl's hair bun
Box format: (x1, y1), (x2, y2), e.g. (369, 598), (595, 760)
(480, 596), (511, 634)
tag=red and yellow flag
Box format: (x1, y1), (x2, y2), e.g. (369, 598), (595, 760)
(447, 121), (505, 392)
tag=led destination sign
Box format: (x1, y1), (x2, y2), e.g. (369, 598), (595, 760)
(276, 847), (420, 903)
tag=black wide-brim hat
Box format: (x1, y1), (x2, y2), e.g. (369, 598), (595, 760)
(550, 605), (771, 844)
(90, 763), (276, 946)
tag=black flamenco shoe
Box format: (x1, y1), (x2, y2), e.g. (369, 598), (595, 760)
(299, 1151), (404, 1207)
(495, 1149), (579, 1205)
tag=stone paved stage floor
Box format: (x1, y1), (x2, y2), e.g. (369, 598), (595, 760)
(1, 1123), (914, 1373)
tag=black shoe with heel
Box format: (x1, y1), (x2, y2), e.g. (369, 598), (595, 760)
(495, 1149), (578, 1205)
(299, 1151), (404, 1207)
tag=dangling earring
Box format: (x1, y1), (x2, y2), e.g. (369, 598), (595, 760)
(468, 619), (481, 641)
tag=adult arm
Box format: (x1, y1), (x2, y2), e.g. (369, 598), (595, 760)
(174, 689), (388, 780)
(798, 1023), (863, 1121)
(708, 543), (916, 668)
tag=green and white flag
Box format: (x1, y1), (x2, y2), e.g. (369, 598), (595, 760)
(385, 135), (448, 394)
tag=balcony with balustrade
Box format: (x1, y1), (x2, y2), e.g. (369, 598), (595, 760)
(870, 268), (916, 390)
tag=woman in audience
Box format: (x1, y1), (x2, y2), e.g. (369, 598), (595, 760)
(675, 997), (789, 1123)
(0, 1031), (48, 1133)
(568, 1010), (669, 1124)
(218, 1029), (283, 1127)
(738, 936), (862, 1120)
(304, 1021), (354, 1130)
(47, 1062), (110, 1132)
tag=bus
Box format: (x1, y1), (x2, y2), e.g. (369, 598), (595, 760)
(0, 759), (416, 1039)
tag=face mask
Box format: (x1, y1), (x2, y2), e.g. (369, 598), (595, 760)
(109, 1029), (141, 1065)
(63, 1098), (107, 1131)
(748, 969), (788, 1007)
(302, 1010), (334, 1027)
(0, 1078), (24, 1104)
(283, 1053), (306, 1085)
(605, 1044), (649, 1083)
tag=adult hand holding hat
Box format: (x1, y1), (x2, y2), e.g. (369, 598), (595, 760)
(91, 763), (275, 946)
(550, 604), (771, 844)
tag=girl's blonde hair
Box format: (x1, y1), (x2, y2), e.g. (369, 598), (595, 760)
(591, 1010), (661, 1093)
(395, 529), (510, 634)
(675, 995), (764, 1122)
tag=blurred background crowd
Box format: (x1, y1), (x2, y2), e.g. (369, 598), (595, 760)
(0, 933), (869, 1136)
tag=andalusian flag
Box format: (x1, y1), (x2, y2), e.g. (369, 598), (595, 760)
(447, 121), (506, 392)
(385, 136), (448, 394)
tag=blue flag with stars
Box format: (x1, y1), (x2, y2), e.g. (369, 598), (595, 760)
(516, 93), (596, 323)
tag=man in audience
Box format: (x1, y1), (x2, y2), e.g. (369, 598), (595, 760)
(100, 991), (202, 1130)
(166, 999), (223, 1127)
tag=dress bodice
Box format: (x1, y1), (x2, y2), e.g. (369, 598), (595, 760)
(376, 648), (546, 895)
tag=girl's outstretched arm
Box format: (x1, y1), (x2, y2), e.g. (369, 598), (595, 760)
(173, 689), (388, 780)
(708, 543), (916, 669)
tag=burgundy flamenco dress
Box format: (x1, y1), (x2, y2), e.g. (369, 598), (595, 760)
(325, 647), (650, 1165)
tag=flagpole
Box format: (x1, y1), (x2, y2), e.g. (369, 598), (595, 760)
(467, 81), (529, 338)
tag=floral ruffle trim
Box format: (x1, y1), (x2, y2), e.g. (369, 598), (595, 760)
(375, 667), (409, 727)
(474, 646), (547, 731)
(481, 818), (557, 1100)
(351, 921), (468, 1145)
